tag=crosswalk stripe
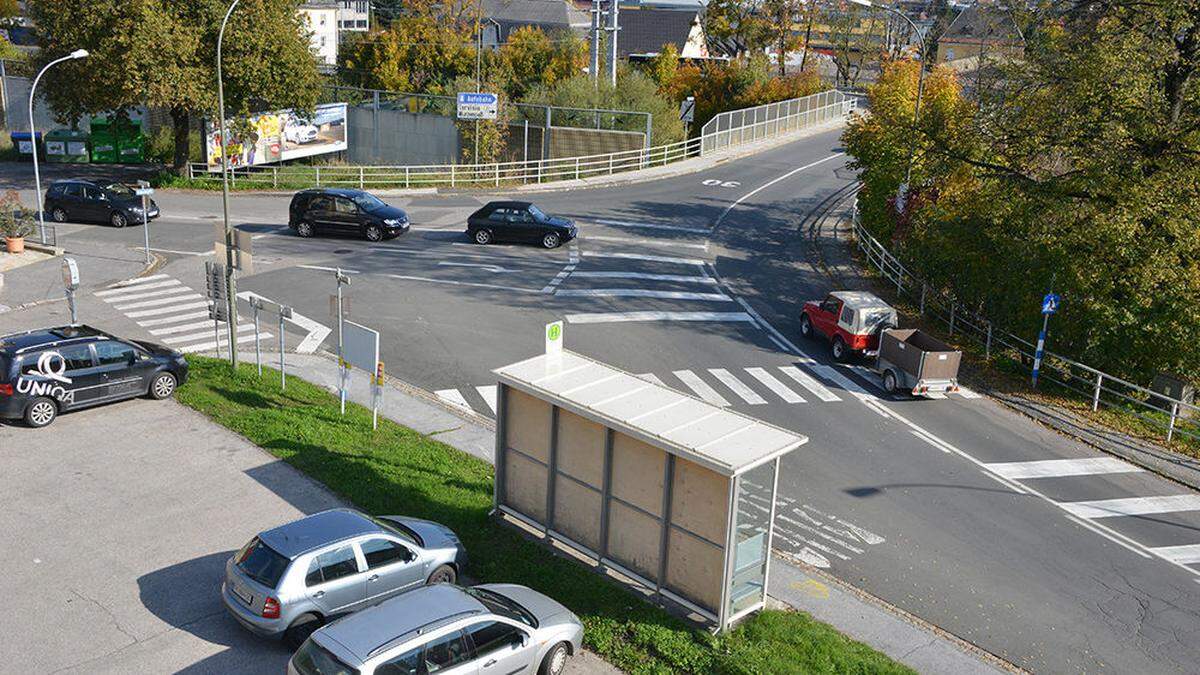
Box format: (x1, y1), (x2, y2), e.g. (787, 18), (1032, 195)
(957, 387), (983, 399)
(98, 286), (193, 304)
(436, 389), (473, 413)
(163, 324), (255, 345)
(708, 368), (767, 405)
(476, 385), (498, 414)
(593, 218), (710, 234)
(95, 280), (182, 297)
(125, 301), (211, 318)
(673, 370), (729, 407)
(114, 293), (204, 311)
(985, 458), (1143, 480)
(567, 271), (717, 284)
(778, 366), (841, 402)
(744, 367), (805, 403)
(637, 373), (667, 387)
(584, 252), (705, 266)
(111, 273), (170, 288)
(806, 362), (875, 398)
(1061, 494), (1200, 519)
(583, 235), (709, 250)
(566, 311), (754, 324)
(178, 332), (272, 354)
(1149, 544), (1200, 565)
(137, 310), (212, 327)
(149, 320), (224, 336)
(555, 288), (730, 301)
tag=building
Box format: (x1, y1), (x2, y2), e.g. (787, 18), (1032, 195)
(616, 7), (713, 60)
(298, 0), (340, 67)
(337, 0), (371, 31)
(936, 4), (1023, 67)
(480, 0), (591, 45)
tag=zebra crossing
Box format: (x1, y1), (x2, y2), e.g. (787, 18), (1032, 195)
(95, 274), (273, 354)
(435, 362), (979, 417)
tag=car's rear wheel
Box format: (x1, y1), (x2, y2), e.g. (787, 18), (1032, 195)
(831, 337), (848, 362)
(111, 211), (128, 228)
(474, 229), (493, 245)
(149, 372), (177, 400)
(365, 224), (383, 242)
(883, 370), (898, 393)
(542, 232), (561, 249)
(296, 221), (314, 238)
(426, 564), (456, 585)
(284, 613), (322, 649)
(51, 207), (68, 223)
(539, 642), (570, 675)
(799, 313), (813, 338)
(24, 397), (57, 428)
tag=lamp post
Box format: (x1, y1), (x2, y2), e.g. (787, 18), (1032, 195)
(850, 0), (925, 205)
(30, 48), (88, 245)
(217, 0), (241, 367)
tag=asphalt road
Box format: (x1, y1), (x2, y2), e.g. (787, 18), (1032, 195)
(16, 128), (1200, 673)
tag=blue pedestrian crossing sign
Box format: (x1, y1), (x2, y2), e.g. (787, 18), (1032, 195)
(1042, 293), (1061, 315)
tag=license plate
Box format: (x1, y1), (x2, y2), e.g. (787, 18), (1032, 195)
(233, 584), (253, 606)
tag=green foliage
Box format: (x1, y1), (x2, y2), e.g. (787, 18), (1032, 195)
(524, 69), (686, 145)
(0, 190), (35, 239)
(665, 56), (826, 133)
(646, 43), (681, 90)
(338, 7), (477, 95)
(703, 0), (770, 58)
(845, 1), (1200, 383)
(498, 27), (586, 100)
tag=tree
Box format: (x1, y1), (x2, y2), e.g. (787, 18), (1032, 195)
(524, 69), (686, 145)
(762, 0), (804, 75)
(30, 0), (322, 174)
(703, 0), (770, 59)
(646, 42), (681, 90)
(499, 27), (586, 100)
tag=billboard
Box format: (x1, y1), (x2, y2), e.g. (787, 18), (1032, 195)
(206, 102), (347, 171)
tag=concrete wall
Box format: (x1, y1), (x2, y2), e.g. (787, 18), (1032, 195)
(347, 105), (461, 165)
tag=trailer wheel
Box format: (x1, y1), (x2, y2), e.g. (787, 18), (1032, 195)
(883, 370), (897, 393)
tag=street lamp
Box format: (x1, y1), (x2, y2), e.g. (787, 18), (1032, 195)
(217, 0), (241, 367)
(30, 48), (88, 244)
(849, 0), (925, 207)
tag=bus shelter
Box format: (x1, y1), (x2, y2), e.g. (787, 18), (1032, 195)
(493, 351), (807, 630)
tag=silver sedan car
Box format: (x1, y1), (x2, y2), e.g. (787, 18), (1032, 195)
(290, 583), (584, 675)
(222, 508), (467, 647)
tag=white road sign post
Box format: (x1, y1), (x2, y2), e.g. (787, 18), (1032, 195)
(249, 296), (264, 376)
(136, 181), (154, 265)
(457, 92), (498, 120)
(545, 320), (563, 361)
(279, 305), (292, 390)
(333, 268), (351, 413)
(343, 321), (381, 427)
(61, 257), (79, 325)
(205, 261), (230, 361)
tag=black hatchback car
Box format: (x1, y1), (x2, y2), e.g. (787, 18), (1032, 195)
(0, 325), (188, 428)
(288, 188), (410, 241)
(44, 179), (160, 228)
(466, 201), (577, 249)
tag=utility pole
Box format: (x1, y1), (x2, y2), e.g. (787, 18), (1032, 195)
(217, 0), (242, 368)
(606, 0), (620, 87)
(590, 0), (601, 84)
(475, 9), (482, 165)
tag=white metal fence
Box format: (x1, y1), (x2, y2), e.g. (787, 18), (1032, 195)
(852, 206), (1199, 445)
(186, 90), (856, 189)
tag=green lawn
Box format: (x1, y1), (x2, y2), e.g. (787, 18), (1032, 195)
(177, 356), (914, 675)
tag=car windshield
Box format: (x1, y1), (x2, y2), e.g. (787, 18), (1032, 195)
(351, 193), (386, 211)
(291, 638), (360, 675)
(527, 205), (547, 221)
(463, 587), (537, 628)
(103, 183), (135, 196)
(369, 516), (422, 546)
(236, 537), (289, 589)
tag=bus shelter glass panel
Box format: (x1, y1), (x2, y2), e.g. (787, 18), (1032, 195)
(728, 461), (777, 617)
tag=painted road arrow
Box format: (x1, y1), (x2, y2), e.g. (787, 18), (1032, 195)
(237, 291), (331, 354)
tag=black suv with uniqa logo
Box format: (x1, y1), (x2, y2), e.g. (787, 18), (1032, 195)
(288, 188), (410, 241)
(0, 326), (188, 428)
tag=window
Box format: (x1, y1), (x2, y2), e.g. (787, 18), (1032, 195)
(48, 184), (65, 196)
(375, 647), (421, 675)
(839, 305), (854, 326)
(291, 638), (360, 675)
(487, 209), (509, 222)
(306, 546), (359, 586)
(423, 631), (469, 673)
(308, 196), (334, 212)
(334, 198), (357, 214)
(236, 537), (290, 589)
(64, 184), (84, 198)
(58, 344), (95, 371)
(83, 186), (104, 201)
(351, 193), (386, 211)
(360, 538), (410, 569)
(465, 621), (523, 658)
(821, 297), (839, 314)
(94, 341), (136, 367)
(320, 36), (327, 47)
(103, 182), (134, 196)
(527, 205), (546, 220)
(463, 587), (536, 627)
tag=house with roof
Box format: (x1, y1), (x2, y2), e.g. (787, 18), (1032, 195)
(480, 0), (592, 45)
(615, 7), (717, 61)
(936, 3), (1023, 68)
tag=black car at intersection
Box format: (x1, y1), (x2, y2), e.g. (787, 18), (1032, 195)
(288, 188), (410, 241)
(44, 179), (160, 228)
(0, 325), (188, 428)
(466, 201), (577, 249)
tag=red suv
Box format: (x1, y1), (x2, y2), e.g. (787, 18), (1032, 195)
(799, 291), (898, 361)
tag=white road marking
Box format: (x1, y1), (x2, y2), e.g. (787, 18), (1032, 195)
(708, 368), (767, 405)
(476, 385), (498, 414)
(137, 310), (212, 327)
(778, 513), (864, 555)
(957, 386), (983, 399)
(555, 288), (730, 301)
(110, 273), (170, 288)
(583, 235), (708, 250)
(583, 252), (706, 265)
(566, 311), (754, 324)
(435, 389), (473, 413)
(115, 293), (205, 311)
(97, 286), (194, 304)
(924, 392), (948, 399)
(744, 367), (805, 403)
(593, 218), (709, 234)
(910, 429), (952, 454)
(777, 366), (841, 402)
(163, 324), (255, 344)
(673, 370), (730, 407)
(238, 291), (332, 354)
(1149, 544), (1200, 565)
(125, 301), (212, 318)
(807, 363), (875, 398)
(438, 262), (511, 273)
(149, 320), (222, 336)
(178, 332), (272, 354)
(798, 505), (887, 546)
(637, 373), (667, 387)
(713, 153), (846, 230)
(985, 458), (1144, 481)
(1061, 495), (1200, 520)
(146, 247), (214, 256)
(568, 271), (718, 284)
(95, 280), (181, 297)
(385, 274), (543, 294)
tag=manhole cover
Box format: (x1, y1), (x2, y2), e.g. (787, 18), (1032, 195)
(333, 249), (353, 254)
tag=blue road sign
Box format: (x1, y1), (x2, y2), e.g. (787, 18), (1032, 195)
(457, 92), (498, 120)
(1042, 293), (1061, 315)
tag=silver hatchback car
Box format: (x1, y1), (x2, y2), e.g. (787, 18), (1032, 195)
(289, 583), (583, 675)
(222, 508), (467, 647)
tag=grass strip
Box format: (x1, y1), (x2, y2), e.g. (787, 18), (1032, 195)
(177, 356), (914, 675)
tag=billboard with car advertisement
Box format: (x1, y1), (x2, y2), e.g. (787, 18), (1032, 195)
(205, 102), (347, 171)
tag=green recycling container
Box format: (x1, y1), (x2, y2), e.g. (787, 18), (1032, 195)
(44, 129), (90, 163)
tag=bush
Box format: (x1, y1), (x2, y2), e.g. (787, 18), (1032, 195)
(524, 69), (686, 146)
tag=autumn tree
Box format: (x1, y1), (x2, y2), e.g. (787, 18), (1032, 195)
(646, 42), (681, 90)
(762, 0), (804, 75)
(703, 0), (770, 59)
(499, 27), (586, 100)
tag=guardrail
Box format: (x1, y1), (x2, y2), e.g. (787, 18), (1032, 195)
(852, 205), (1199, 445)
(700, 90), (851, 154)
(187, 90), (856, 189)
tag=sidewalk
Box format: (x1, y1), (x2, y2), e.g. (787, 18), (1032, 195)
(233, 348), (1016, 675)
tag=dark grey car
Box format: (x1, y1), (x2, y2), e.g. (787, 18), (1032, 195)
(222, 508), (467, 647)
(43, 179), (160, 228)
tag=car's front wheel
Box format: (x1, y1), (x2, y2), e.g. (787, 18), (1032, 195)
(51, 207), (68, 223)
(427, 564), (457, 585)
(111, 211), (128, 228)
(24, 397), (57, 428)
(284, 613), (322, 649)
(296, 221), (314, 238)
(538, 642), (571, 675)
(542, 232), (562, 249)
(799, 313), (813, 338)
(474, 229), (493, 245)
(149, 372), (177, 400)
(364, 224), (383, 242)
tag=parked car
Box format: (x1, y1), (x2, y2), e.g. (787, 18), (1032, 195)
(289, 188), (410, 241)
(799, 291), (898, 361)
(466, 201), (577, 249)
(43, 179), (160, 228)
(290, 583), (583, 675)
(285, 120), (320, 144)
(0, 325), (187, 428)
(222, 508), (466, 648)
